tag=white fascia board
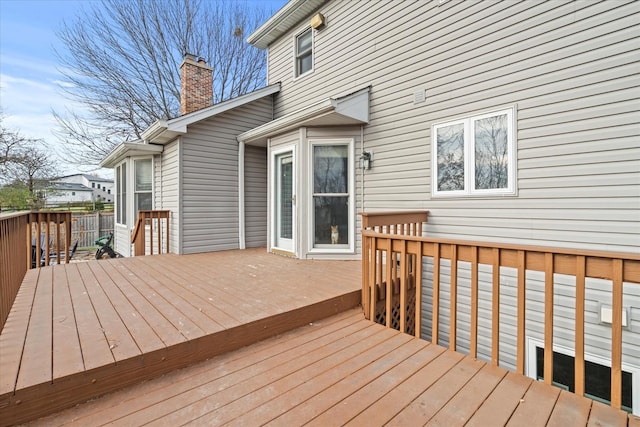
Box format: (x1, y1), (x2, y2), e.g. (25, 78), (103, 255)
(238, 98), (335, 144)
(247, 0), (326, 49)
(143, 83), (281, 145)
(100, 141), (163, 168)
(237, 86), (370, 146)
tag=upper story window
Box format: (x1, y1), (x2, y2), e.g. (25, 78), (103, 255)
(295, 28), (313, 77)
(432, 108), (516, 197)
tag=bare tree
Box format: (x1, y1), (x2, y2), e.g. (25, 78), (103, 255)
(54, 0), (270, 165)
(0, 115), (59, 208)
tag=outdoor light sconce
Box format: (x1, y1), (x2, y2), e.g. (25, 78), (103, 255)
(360, 151), (372, 170)
(311, 13), (325, 30)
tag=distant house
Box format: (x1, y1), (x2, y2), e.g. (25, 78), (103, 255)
(41, 182), (95, 207)
(101, 0), (639, 413)
(53, 174), (114, 203)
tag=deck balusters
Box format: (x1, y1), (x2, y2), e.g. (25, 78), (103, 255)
(360, 210), (640, 411)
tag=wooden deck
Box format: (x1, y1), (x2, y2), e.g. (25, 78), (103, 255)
(0, 248), (361, 426)
(22, 308), (638, 427)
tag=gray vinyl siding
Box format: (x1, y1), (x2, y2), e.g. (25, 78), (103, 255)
(263, 0), (640, 380)
(181, 98), (273, 254)
(244, 145), (267, 248)
(157, 141), (180, 254)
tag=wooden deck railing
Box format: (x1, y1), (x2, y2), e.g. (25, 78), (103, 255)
(0, 211), (73, 330)
(131, 210), (170, 256)
(360, 211), (640, 411)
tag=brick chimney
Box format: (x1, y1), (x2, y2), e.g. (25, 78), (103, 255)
(180, 53), (213, 115)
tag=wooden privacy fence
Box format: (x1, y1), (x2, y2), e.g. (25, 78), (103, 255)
(131, 210), (170, 256)
(360, 211), (640, 411)
(0, 211), (73, 331)
(72, 212), (114, 247)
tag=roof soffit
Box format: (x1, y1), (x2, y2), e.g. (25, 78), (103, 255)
(247, 0), (328, 49)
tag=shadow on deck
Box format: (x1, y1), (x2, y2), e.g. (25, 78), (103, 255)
(0, 248), (361, 426)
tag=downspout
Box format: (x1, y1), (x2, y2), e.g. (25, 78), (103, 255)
(238, 140), (246, 250)
(360, 125), (365, 216)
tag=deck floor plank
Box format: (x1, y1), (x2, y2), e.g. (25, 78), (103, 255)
(86, 261), (165, 354)
(52, 265), (85, 380)
(16, 268), (53, 390)
(464, 371), (532, 427)
(139, 256), (255, 326)
(75, 262), (140, 362)
(385, 356), (486, 426)
(546, 390), (592, 427)
(65, 263), (114, 371)
(132, 324), (392, 426)
(345, 350), (466, 426)
(108, 258), (203, 340)
(0, 269), (39, 396)
(424, 362), (509, 426)
(254, 339), (432, 427)
(305, 344), (447, 427)
(506, 379), (561, 427)
(138, 255), (260, 321)
(587, 401), (630, 427)
(118, 258), (222, 336)
(101, 259), (186, 348)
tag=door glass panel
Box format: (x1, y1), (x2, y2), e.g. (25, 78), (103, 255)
(279, 155), (292, 240)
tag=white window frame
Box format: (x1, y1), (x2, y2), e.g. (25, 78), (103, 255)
(432, 107), (516, 197)
(307, 139), (355, 254)
(133, 158), (153, 215)
(526, 337), (639, 415)
(293, 27), (314, 79)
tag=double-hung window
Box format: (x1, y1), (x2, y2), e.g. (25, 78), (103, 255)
(310, 140), (354, 251)
(432, 108), (515, 197)
(295, 28), (313, 77)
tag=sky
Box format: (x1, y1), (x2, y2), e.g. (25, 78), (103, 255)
(0, 0), (287, 178)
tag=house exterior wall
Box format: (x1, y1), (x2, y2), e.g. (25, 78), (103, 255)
(244, 145), (268, 248)
(180, 98), (273, 254)
(262, 0), (640, 397)
(266, 0), (640, 252)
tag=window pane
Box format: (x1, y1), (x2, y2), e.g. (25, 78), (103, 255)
(118, 163), (127, 225)
(314, 145), (348, 194)
(475, 113), (508, 190)
(135, 159), (152, 192)
(436, 123), (465, 191)
(314, 196), (348, 245)
(298, 54), (312, 75)
(297, 30), (312, 53)
(135, 192), (152, 212)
